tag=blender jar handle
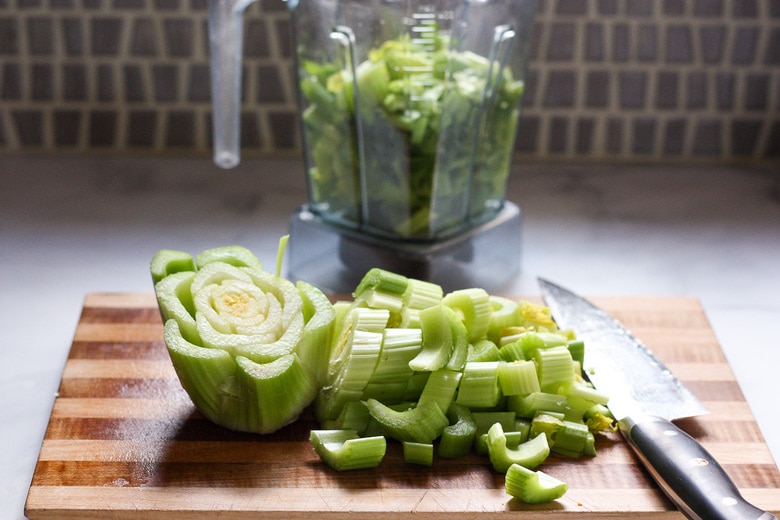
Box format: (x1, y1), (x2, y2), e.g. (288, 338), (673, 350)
(208, 0), (259, 168)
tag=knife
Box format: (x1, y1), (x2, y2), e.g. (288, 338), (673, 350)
(538, 278), (776, 520)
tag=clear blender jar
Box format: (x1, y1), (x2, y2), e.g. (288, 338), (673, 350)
(209, 0), (537, 292)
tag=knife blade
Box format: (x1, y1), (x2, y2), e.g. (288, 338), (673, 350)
(538, 278), (776, 520)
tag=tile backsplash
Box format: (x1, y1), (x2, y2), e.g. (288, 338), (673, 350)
(1, 0), (779, 161)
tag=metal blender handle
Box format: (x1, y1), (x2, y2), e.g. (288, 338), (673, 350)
(208, 0), (259, 169)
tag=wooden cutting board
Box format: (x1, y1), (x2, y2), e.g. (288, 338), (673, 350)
(25, 293), (780, 519)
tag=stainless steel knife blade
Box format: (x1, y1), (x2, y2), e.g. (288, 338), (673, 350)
(538, 278), (776, 520)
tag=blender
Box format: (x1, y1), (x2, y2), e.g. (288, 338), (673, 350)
(208, 0), (537, 293)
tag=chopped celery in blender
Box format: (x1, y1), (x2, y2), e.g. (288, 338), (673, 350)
(299, 32), (524, 240)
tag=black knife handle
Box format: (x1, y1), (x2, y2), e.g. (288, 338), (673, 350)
(620, 415), (776, 520)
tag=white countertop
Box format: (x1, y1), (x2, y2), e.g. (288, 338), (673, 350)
(1, 155), (778, 519)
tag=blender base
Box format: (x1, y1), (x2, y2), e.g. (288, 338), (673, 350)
(287, 202), (522, 294)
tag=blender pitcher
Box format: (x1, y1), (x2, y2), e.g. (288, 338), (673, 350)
(208, 0), (537, 292)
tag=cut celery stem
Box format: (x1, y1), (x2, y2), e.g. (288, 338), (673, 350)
(310, 429), (387, 471)
(365, 399), (448, 444)
(455, 361), (501, 409)
(486, 423), (550, 473)
(438, 403), (477, 458)
(417, 369), (462, 416)
(442, 288), (491, 342)
(497, 360), (540, 396)
(403, 442), (434, 466)
(505, 464), (568, 504)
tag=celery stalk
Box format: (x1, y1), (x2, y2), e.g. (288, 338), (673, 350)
(151, 245), (335, 434)
(505, 464), (568, 504)
(438, 403), (477, 459)
(403, 442), (434, 466)
(310, 430), (386, 471)
(365, 399), (448, 444)
(487, 423), (550, 473)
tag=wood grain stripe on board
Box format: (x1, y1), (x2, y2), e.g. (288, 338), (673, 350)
(25, 294), (780, 519)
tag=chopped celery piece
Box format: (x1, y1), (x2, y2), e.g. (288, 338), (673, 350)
(403, 442), (434, 466)
(487, 423), (550, 473)
(409, 304), (454, 371)
(362, 328), (422, 403)
(468, 339), (501, 362)
(505, 464), (568, 504)
(365, 398), (448, 444)
(150, 249), (195, 285)
(550, 420), (593, 458)
(438, 403), (477, 459)
(487, 296), (519, 343)
(321, 400), (371, 433)
(442, 288), (491, 342)
(533, 345), (575, 392)
(567, 339), (585, 366)
(445, 305), (470, 371)
(310, 430), (386, 471)
(353, 267), (409, 298)
(556, 381), (610, 406)
(455, 361), (501, 409)
(417, 369), (462, 416)
(497, 340), (526, 362)
(498, 360), (540, 396)
(472, 411), (517, 435)
(508, 392), (593, 422)
(530, 412), (564, 445)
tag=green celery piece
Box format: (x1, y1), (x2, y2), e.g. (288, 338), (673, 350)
(409, 304), (454, 372)
(310, 430), (386, 471)
(567, 339), (585, 367)
(487, 423), (550, 473)
(321, 400), (371, 434)
(442, 287), (493, 343)
(468, 339), (501, 362)
(403, 442), (434, 466)
(472, 411), (517, 436)
(154, 270), (200, 344)
(438, 403), (477, 459)
(150, 249), (195, 285)
(550, 420), (593, 458)
(497, 360), (541, 396)
(353, 267), (409, 299)
(487, 296), (519, 343)
(195, 245), (263, 270)
(417, 369), (462, 415)
(444, 305), (469, 371)
(498, 340), (526, 362)
(455, 361), (501, 409)
(530, 412), (564, 445)
(533, 345), (575, 392)
(365, 399), (448, 444)
(361, 327), (422, 404)
(505, 464), (568, 504)
(508, 392), (592, 422)
(584, 404), (616, 433)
